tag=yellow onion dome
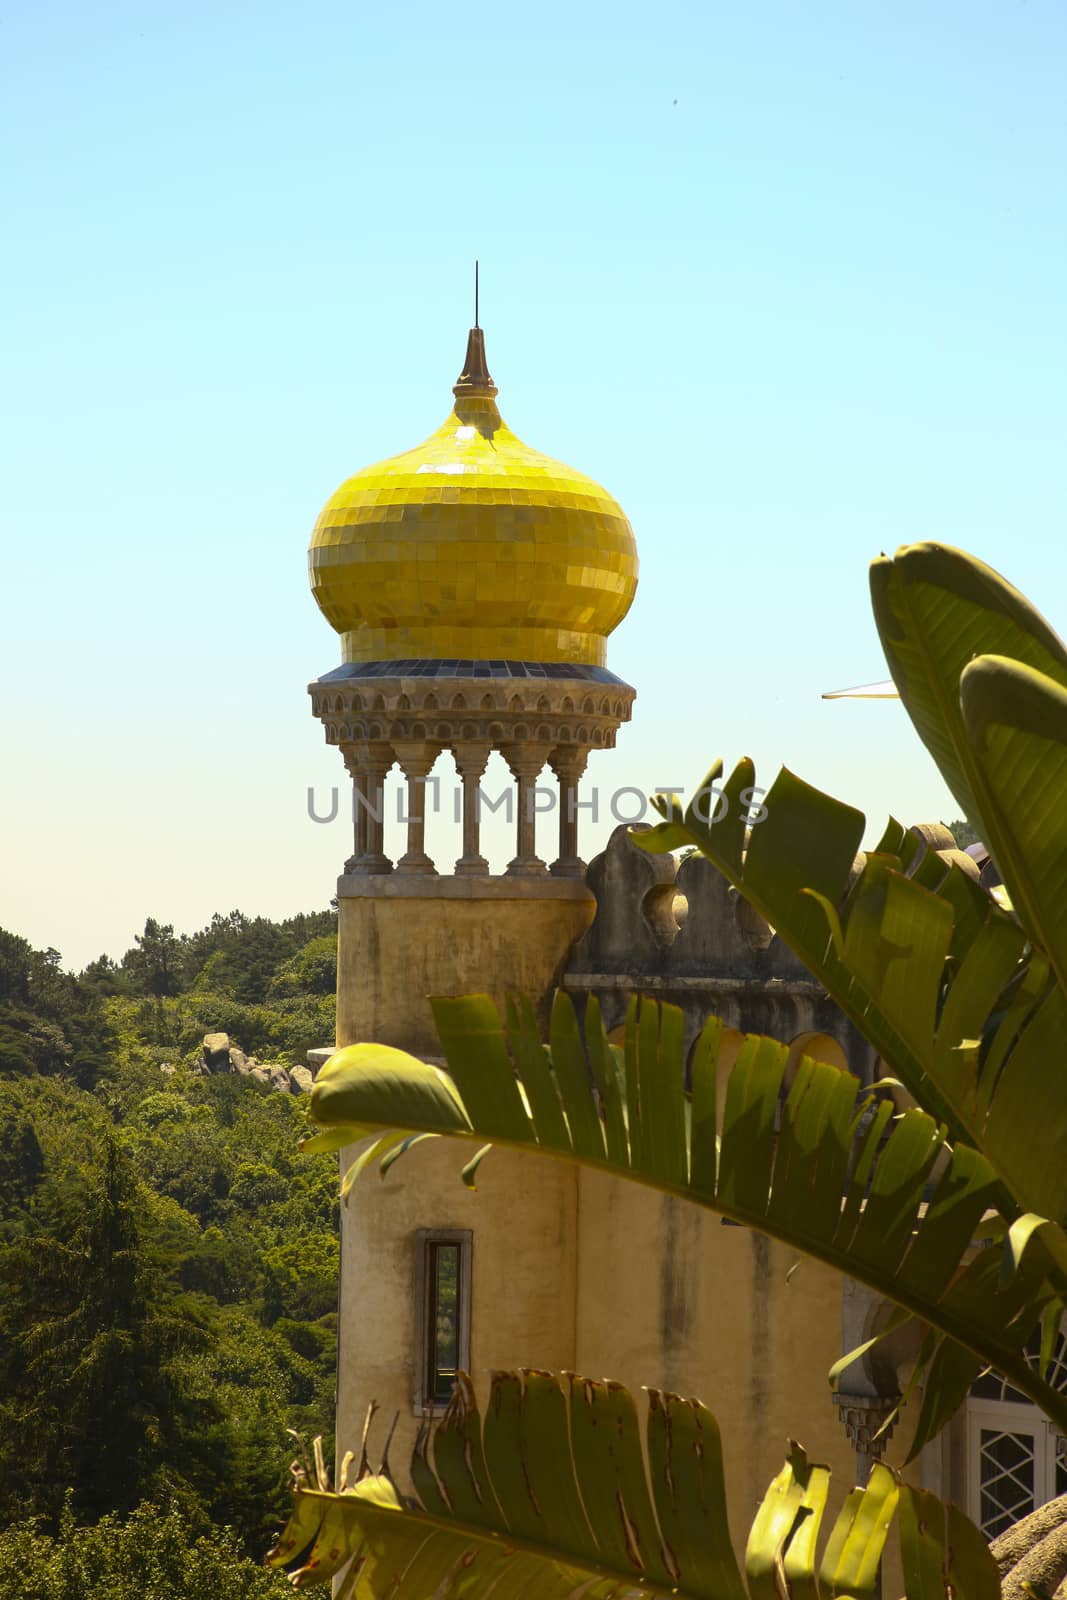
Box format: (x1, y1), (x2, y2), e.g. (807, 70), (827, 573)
(308, 327), (638, 667)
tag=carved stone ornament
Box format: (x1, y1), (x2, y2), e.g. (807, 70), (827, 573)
(832, 1392), (899, 1458)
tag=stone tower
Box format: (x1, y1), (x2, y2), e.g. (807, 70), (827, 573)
(306, 319), (640, 1469)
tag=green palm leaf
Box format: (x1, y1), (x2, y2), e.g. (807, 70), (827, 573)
(869, 542), (1067, 857)
(960, 653), (1067, 1002)
(634, 755), (1067, 1241)
(306, 993), (1067, 1454)
(268, 1370), (919, 1599)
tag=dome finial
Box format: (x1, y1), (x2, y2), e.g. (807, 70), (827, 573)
(454, 261), (498, 398)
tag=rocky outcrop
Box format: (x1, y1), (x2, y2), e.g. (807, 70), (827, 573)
(202, 1032), (231, 1071)
(195, 1033), (299, 1093)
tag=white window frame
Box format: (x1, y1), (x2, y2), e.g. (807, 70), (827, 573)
(967, 1399), (1063, 1537)
(413, 1228), (472, 1416)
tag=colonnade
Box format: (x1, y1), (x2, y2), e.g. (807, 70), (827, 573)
(339, 738), (590, 879)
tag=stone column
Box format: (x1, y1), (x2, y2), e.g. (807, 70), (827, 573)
(392, 742), (440, 877)
(342, 740), (395, 874)
(502, 745), (551, 878)
(548, 746), (590, 878)
(452, 742), (492, 877)
(340, 745), (369, 873)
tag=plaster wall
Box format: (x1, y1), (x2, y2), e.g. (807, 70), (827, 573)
(336, 1138), (578, 1492)
(574, 1169), (857, 1519)
(336, 877), (595, 1055)
(573, 1168), (919, 1594)
(334, 878), (592, 1485)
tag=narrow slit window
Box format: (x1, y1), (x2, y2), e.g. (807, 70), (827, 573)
(415, 1229), (471, 1412)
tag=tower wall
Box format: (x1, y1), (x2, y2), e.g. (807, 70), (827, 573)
(334, 877), (594, 1485)
(336, 877), (595, 1055)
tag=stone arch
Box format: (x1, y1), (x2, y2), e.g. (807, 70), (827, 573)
(582, 696), (595, 714)
(481, 694), (495, 711)
(734, 893), (775, 953)
(642, 881), (681, 949)
(397, 694), (411, 711)
(351, 693), (364, 712)
(562, 696), (575, 713)
(536, 723), (551, 741)
(372, 694), (386, 711)
(536, 694), (551, 712)
(451, 693), (467, 710)
(334, 695), (344, 713)
(425, 692), (439, 711)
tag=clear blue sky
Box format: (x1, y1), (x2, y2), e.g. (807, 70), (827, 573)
(2, 0), (1064, 967)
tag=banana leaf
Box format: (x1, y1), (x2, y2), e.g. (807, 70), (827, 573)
(268, 1369), (920, 1599)
(870, 544), (1067, 962)
(634, 755), (1067, 1240)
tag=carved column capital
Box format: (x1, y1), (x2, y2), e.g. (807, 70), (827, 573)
(832, 1393), (898, 1460)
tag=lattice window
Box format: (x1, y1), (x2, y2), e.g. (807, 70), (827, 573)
(977, 1425), (1037, 1539)
(968, 1329), (1067, 1539)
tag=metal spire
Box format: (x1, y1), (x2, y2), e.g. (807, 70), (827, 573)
(454, 263), (497, 397)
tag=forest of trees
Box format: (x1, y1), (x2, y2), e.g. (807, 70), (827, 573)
(0, 908), (340, 1596)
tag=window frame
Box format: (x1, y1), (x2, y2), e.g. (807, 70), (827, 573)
(413, 1228), (472, 1415)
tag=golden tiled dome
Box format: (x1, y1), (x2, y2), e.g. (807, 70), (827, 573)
(308, 328), (638, 666)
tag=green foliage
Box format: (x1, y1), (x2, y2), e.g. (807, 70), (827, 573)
(0, 905), (339, 1564)
(175, 910), (336, 1004)
(0, 1498), (290, 1600)
(262, 1235), (340, 1324)
(268, 935), (338, 1000)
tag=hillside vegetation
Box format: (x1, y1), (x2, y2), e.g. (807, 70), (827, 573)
(0, 909), (339, 1595)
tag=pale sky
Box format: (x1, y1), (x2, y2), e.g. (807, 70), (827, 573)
(2, 1), (1064, 968)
